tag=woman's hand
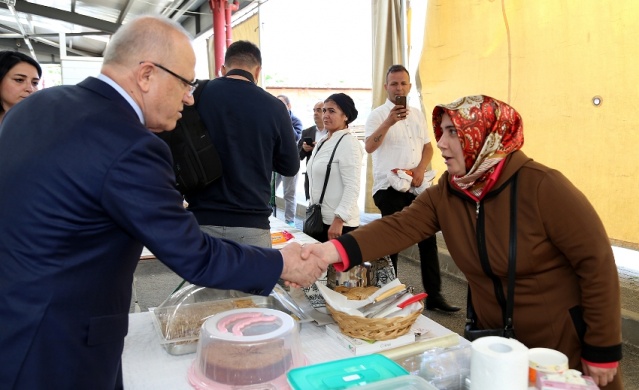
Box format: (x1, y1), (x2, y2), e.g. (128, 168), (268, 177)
(581, 361), (617, 387)
(327, 217), (344, 240)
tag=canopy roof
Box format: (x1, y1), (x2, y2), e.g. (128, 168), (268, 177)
(0, 0), (256, 62)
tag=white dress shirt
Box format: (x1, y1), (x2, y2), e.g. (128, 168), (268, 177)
(364, 99), (432, 195)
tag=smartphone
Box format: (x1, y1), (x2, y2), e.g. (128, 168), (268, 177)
(303, 137), (314, 146)
(395, 95), (407, 109)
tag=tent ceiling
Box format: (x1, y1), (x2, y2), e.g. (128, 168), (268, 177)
(0, 0), (256, 62)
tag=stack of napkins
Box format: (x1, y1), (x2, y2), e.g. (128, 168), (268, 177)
(316, 279), (422, 318)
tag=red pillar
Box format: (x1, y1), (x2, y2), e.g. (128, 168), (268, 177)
(209, 0), (239, 78)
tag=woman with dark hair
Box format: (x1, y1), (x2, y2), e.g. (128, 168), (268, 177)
(306, 93), (363, 243)
(0, 51), (41, 123)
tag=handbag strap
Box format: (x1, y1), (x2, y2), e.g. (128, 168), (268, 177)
(504, 172), (518, 331)
(315, 134), (347, 205)
(466, 172), (519, 333)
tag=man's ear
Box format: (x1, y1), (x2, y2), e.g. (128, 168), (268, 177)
(253, 66), (261, 83)
(220, 64), (227, 76)
(137, 62), (154, 93)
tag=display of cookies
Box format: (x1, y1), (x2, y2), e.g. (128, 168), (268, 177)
(157, 298), (259, 340)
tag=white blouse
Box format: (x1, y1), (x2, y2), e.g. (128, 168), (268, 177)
(307, 130), (363, 227)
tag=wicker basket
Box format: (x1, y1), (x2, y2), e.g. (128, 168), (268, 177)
(327, 302), (423, 341)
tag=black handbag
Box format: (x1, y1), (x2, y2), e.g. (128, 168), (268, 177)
(464, 173), (518, 341)
(303, 203), (323, 236)
(303, 134), (347, 236)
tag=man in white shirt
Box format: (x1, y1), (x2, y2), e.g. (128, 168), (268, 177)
(364, 64), (459, 312)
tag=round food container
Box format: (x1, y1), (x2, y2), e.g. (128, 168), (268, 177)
(188, 308), (305, 389)
(528, 348), (569, 384)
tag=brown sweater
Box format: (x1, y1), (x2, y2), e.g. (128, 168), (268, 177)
(337, 151), (622, 371)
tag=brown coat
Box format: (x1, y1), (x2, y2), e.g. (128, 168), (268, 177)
(340, 151), (622, 381)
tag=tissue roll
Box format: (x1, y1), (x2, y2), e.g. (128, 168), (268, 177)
(470, 336), (529, 390)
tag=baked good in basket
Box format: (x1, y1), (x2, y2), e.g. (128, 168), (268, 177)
(328, 286), (422, 341)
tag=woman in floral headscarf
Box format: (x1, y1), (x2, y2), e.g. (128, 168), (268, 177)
(306, 95), (623, 389)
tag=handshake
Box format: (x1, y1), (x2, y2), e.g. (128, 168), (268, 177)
(278, 241), (342, 288)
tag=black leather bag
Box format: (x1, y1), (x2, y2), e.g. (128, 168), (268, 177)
(303, 203), (324, 236)
(464, 323), (516, 341)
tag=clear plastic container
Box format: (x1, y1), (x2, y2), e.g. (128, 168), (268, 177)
(188, 308), (305, 389)
(150, 284), (291, 355)
(394, 344), (471, 390)
(357, 375), (438, 389)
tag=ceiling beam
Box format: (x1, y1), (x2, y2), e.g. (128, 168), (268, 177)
(167, 0), (200, 21)
(6, 3), (36, 58)
(0, 31), (111, 38)
(115, 0), (135, 25)
(0, 24), (99, 57)
(0, 1), (120, 34)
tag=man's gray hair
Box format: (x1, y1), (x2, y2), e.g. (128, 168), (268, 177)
(103, 15), (192, 66)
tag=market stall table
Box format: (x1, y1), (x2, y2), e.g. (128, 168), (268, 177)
(124, 218), (466, 388)
(122, 311), (464, 389)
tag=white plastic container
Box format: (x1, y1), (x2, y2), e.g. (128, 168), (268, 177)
(188, 308), (305, 389)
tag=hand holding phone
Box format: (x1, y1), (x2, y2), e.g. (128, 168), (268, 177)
(303, 137), (314, 147)
(395, 95), (407, 109)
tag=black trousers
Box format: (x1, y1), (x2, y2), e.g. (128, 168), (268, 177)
(308, 222), (358, 243)
(373, 188), (442, 298)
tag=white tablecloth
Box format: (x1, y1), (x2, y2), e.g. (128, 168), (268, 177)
(122, 311), (464, 389)
(268, 216), (319, 248)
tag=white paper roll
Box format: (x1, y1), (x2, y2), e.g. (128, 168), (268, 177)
(470, 336), (529, 390)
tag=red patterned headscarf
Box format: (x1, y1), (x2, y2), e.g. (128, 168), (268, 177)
(432, 95), (524, 198)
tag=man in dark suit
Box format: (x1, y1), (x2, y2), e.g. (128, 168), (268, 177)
(0, 16), (328, 390)
(298, 101), (326, 200)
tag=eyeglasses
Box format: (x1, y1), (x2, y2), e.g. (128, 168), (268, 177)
(141, 61), (198, 96)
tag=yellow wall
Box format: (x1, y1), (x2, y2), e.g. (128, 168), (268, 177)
(231, 14), (259, 45)
(418, 0), (639, 247)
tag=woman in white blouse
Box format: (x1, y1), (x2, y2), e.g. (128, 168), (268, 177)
(307, 93), (363, 242)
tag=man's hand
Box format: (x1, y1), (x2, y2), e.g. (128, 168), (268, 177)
(410, 165), (426, 187)
(581, 362), (617, 387)
(302, 142), (315, 152)
(385, 104), (408, 126)
(365, 104), (409, 153)
(279, 242), (329, 287)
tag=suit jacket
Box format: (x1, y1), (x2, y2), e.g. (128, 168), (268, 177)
(290, 111), (303, 141)
(0, 77), (283, 389)
(298, 125), (318, 162)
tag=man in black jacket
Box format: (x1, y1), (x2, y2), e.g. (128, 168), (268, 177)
(186, 41), (300, 247)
